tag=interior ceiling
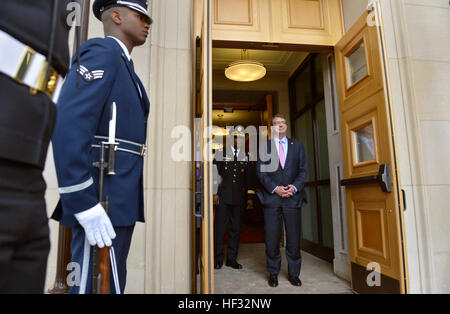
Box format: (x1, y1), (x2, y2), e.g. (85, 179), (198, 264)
(211, 48), (309, 129)
(212, 48), (308, 74)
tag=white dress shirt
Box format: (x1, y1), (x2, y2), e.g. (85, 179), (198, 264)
(271, 136), (298, 194)
(231, 146), (240, 158)
(107, 36), (142, 98)
(273, 135), (288, 157)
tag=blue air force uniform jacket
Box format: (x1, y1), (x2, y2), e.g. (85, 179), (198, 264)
(52, 37), (150, 227)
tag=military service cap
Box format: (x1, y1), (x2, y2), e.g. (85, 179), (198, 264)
(93, 0), (153, 24)
(231, 125), (245, 137)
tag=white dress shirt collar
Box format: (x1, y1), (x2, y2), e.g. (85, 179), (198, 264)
(108, 36), (143, 98)
(107, 36), (131, 61)
(231, 146), (241, 157)
(273, 135), (287, 144)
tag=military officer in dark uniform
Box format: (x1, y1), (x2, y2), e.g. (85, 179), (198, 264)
(51, 0), (152, 294)
(214, 127), (255, 270)
(0, 1), (71, 293)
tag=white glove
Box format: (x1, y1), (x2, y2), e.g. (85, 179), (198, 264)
(74, 203), (116, 248)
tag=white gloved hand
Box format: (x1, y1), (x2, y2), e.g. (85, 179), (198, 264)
(74, 203), (116, 248)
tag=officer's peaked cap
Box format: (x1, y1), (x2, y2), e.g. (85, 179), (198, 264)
(232, 125), (245, 137)
(93, 0), (153, 24)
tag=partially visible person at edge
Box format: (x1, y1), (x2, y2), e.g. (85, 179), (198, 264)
(0, 0), (71, 294)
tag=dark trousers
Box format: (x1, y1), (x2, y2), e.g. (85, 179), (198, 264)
(214, 202), (243, 262)
(263, 206), (302, 277)
(69, 224), (135, 294)
(0, 158), (50, 294)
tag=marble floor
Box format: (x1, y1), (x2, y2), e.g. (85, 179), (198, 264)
(213, 243), (352, 294)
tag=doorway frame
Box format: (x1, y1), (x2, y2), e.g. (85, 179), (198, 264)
(206, 41), (350, 279)
(191, 0), (414, 294)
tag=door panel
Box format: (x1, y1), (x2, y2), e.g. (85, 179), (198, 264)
(211, 0), (271, 42)
(322, 53), (351, 281)
(343, 91), (384, 177)
(201, 0), (214, 294)
(271, 0), (344, 45)
(335, 5), (408, 294)
(337, 14), (383, 113)
(193, 0), (214, 294)
(209, 0), (343, 45)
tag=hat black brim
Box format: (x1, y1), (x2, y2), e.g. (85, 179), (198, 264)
(94, 4), (153, 25)
(127, 6), (153, 25)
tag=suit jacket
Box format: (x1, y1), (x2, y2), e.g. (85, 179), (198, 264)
(51, 37), (150, 227)
(215, 147), (255, 206)
(256, 138), (308, 209)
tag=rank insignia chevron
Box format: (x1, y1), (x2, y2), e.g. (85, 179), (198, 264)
(77, 65), (104, 82)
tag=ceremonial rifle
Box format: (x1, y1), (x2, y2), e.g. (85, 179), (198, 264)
(92, 102), (118, 294)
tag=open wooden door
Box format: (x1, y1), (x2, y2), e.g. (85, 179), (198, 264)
(265, 94), (273, 137)
(334, 3), (408, 293)
(192, 0), (214, 294)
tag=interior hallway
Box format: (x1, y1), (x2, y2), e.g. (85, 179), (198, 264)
(214, 243), (352, 294)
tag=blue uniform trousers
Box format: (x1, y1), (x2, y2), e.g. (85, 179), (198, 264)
(69, 224), (135, 294)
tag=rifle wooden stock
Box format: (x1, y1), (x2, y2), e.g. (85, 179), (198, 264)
(97, 195), (111, 294)
(92, 142), (115, 294)
(99, 247), (111, 294)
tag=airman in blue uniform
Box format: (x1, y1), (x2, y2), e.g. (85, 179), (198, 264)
(51, 0), (152, 294)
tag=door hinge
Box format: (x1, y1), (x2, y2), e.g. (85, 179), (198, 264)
(367, 0), (377, 12)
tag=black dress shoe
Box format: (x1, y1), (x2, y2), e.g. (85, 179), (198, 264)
(268, 274), (278, 287)
(214, 261), (223, 269)
(225, 260), (243, 269)
(288, 275), (302, 287)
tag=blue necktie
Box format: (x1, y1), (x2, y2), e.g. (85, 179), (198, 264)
(129, 59), (143, 99)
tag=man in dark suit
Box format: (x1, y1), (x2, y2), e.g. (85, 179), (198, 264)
(214, 128), (255, 270)
(256, 114), (308, 288)
(51, 0), (152, 294)
(0, 0), (71, 293)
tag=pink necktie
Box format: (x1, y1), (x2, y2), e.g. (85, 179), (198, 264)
(279, 140), (286, 169)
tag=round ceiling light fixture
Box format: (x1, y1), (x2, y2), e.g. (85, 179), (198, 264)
(225, 50), (266, 82)
(212, 125), (229, 137)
